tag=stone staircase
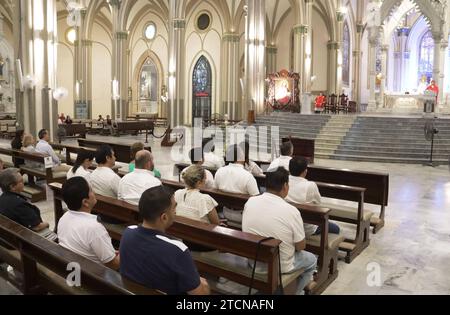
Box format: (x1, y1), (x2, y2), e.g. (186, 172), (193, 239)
(230, 112), (450, 165)
(315, 116), (356, 159)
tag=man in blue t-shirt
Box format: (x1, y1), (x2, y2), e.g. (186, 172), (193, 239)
(120, 185), (210, 295)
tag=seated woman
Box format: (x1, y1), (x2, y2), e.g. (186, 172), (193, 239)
(314, 93), (326, 113)
(22, 134), (41, 170)
(242, 141), (264, 177)
(65, 115), (73, 125)
(175, 165), (220, 225)
(67, 149), (94, 181)
(129, 142), (161, 178)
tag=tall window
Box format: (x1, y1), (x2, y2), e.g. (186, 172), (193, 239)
(342, 22), (350, 86)
(418, 30), (434, 83)
(192, 56), (212, 122)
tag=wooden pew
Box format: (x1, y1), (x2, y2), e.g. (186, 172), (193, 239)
(0, 147), (51, 202)
(255, 161), (389, 234)
(175, 162), (368, 263)
(282, 137), (315, 164)
(51, 143), (97, 166)
(57, 124), (87, 142)
(0, 214), (162, 295)
(160, 179), (340, 294)
(306, 165), (388, 234)
(49, 183), (303, 295)
(115, 121), (155, 143)
(77, 139), (152, 164)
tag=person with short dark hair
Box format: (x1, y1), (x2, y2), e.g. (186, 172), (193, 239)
(36, 129), (67, 169)
(67, 149), (94, 181)
(118, 150), (161, 205)
(11, 129), (25, 167)
(243, 167), (317, 295)
(202, 138), (224, 169)
(268, 141), (294, 172)
(215, 145), (259, 227)
(0, 168), (56, 241)
(58, 177), (120, 270)
(120, 186), (210, 295)
(286, 156), (340, 237)
(90, 145), (121, 198)
(180, 147), (215, 189)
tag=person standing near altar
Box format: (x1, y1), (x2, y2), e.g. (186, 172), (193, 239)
(417, 75), (428, 94)
(426, 80), (439, 104)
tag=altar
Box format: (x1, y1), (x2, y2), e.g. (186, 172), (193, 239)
(382, 93), (436, 114)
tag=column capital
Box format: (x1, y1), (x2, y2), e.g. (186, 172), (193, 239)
(305, 0), (314, 4)
(173, 19), (186, 29)
(431, 31), (443, 42)
(115, 31), (128, 40)
(266, 45), (277, 54)
(380, 45), (389, 52)
(293, 24), (308, 35)
(108, 0), (122, 8)
(356, 23), (364, 33)
(327, 41), (339, 50)
(223, 33), (240, 42)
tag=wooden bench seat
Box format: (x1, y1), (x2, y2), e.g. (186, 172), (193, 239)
(161, 179), (336, 294)
(49, 183), (301, 295)
(0, 214), (162, 295)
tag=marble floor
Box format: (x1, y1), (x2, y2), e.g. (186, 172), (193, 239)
(1, 130), (450, 295)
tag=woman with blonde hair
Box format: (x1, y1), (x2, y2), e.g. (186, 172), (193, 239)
(174, 165), (220, 225)
(22, 134), (40, 169)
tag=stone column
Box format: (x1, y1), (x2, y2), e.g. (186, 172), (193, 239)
(168, 0), (186, 127)
(352, 23), (363, 110)
(303, 0), (314, 94)
(14, 0), (58, 138)
(435, 36), (448, 110)
(222, 33), (240, 120)
(380, 44), (388, 104)
(74, 9), (92, 119)
(244, 0), (266, 118)
(398, 27), (409, 92)
(110, 0), (129, 121)
(265, 45), (277, 75)
(327, 41), (339, 95)
(367, 27), (378, 111)
(292, 24), (307, 94)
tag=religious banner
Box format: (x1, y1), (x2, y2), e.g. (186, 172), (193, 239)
(266, 69), (300, 112)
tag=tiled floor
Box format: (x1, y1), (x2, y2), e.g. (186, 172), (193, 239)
(1, 130), (450, 295)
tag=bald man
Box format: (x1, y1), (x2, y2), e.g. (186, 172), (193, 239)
(118, 150), (162, 205)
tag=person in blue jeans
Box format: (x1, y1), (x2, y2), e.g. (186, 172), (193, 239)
(243, 167), (317, 295)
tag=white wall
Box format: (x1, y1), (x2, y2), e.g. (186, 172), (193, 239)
(276, 11), (294, 71)
(0, 18), (15, 114)
(56, 18), (74, 117)
(184, 2), (224, 124)
(311, 9), (329, 92)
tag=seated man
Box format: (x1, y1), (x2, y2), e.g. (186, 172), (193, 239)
(286, 156), (340, 237)
(118, 150), (162, 205)
(215, 145), (260, 226)
(268, 141), (294, 173)
(314, 93), (326, 113)
(90, 145), (121, 199)
(58, 177), (120, 270)
(35, 129), (71, 172)
(180, 147), (215, 189)
(243, 167), (317, 295)
(120, 186), (210, 295)
(202, 138), (225, 169)
(0, 169), (56, 241)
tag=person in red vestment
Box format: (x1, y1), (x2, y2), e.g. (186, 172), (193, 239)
(426, 80), (439, 104)
(314, 93), (326, 113)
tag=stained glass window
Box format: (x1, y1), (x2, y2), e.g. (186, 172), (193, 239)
(342, 22), (350, 86)
(418, 30), (434, 83)
(193, 56), (211, 96)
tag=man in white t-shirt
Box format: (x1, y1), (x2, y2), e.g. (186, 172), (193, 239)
(215, 145), (260, 226)
(180, 147), (215, 189)
(286, 156), (340, 237)
(90, 145), (121, 198)
(118, 150), (162, 205)
(58, 177), (120, 270)
(202, 138), (225, 169)
(243, 167), (317, 295)
(267, 141), (294, 172)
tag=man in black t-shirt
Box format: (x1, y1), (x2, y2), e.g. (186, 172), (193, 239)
(0, 169), (52, 235)
(120, 186), (210, 295)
